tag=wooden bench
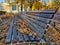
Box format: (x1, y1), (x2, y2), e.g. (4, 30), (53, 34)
(21, 9), (58, 41)
(5, 8), (58, 43)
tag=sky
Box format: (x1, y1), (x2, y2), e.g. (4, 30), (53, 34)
(41, 0), (48, 3)
(0, 0), (6, 3)
(0, 0), (2, 3)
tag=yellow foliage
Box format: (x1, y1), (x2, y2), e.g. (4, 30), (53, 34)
(32, 1), (43, 10)
(25, 1), (30, 7)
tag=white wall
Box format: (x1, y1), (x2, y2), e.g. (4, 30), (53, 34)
(0, 3), (4, 11)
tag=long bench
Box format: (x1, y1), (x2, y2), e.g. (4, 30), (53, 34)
(22, 9), (58, 40)
(5, 8), (58, 43)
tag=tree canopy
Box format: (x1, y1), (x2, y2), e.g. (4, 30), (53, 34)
(51, 0), (60, 9)
(32, 1), (43, 10)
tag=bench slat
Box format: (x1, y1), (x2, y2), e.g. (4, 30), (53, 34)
(40, 10), (56, 14)
(17, 31), (24, 42)
(29, 36), (35, 41)
(5, 19), (13, 43)
(12, 25), (17, 42)
(39, 14), (54, 19)
(25, 15), (49, 24)
(23, 35), (30, 41)
(26, 16), (47, 29)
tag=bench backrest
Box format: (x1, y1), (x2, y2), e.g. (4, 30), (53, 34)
(39, 8), (58, 19)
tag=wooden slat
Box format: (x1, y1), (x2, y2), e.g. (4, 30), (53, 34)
(26, 16), (47, 29)
(17, 31), (24, 42)
(23, 35), (30, 41)
(5, 19), (14, 43)
(38, 14), (54, 19)
(24, 14), (49, 24)
(12, 25), (17, 42)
